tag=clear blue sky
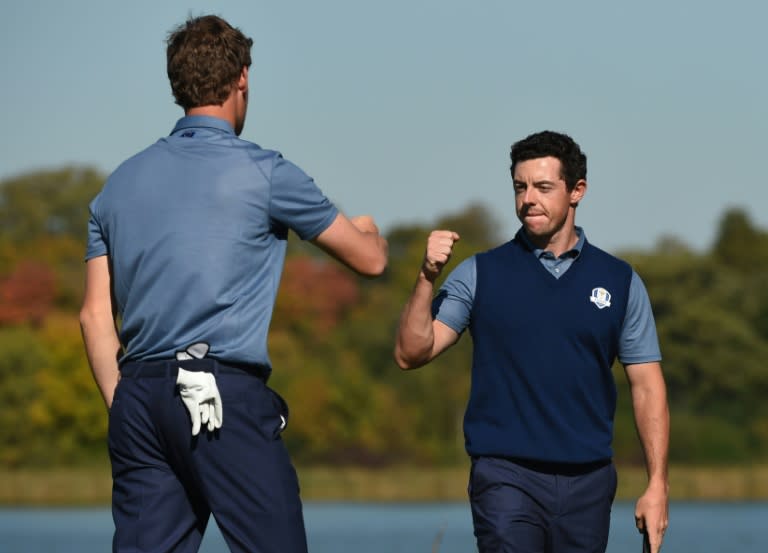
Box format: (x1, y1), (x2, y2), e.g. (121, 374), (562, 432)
(2, 0), (766, 252)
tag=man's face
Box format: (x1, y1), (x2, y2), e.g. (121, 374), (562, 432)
(513, 156), (584, 246)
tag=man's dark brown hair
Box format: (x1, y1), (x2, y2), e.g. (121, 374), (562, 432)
(166, 15), (253, 111)
(510, 130), (587, 191)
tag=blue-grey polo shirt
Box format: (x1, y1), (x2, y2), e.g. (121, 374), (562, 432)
(433, 227), (661, 365)
(86, 115), (338, 366)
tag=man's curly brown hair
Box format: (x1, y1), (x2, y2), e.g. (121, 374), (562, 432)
(510, 131), (587, 191)
(166, 15), (253, 111)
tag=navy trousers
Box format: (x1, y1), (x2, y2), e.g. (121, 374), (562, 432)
(469, 456), (617, 553)
(109, 360), (307, 553)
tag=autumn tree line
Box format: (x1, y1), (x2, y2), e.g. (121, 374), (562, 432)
(1, 167), (767, 469)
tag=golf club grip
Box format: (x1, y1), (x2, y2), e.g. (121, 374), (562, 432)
(642, 530), (651, 553)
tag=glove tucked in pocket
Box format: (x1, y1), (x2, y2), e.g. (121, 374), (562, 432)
(175, 342), (223, 436)
(177, 367), (223, 436)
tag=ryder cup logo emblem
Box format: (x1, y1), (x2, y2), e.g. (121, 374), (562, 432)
(590, 287), (612, 309)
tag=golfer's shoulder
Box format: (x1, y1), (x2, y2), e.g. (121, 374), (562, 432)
(476, 239), (521, 262)
(105, 143), (162, 185)
(583, 241), (633, 275)
(222, 137), (287, 178)
(228, 135), (277, 160)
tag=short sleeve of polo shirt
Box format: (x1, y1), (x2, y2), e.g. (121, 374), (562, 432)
(618, 271), (662, 364)
(270, 155), (338, 240)
(85, 200), (107, 261)
(432, 256), (476, 334)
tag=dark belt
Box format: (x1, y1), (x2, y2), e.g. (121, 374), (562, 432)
(506, 456), (612, 476)
(120, 358), (270, 380)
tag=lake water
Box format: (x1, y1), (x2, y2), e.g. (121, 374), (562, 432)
(1, 501), (766, 552)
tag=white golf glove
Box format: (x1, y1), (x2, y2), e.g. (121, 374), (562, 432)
(177, 368), (223, 435)
(175, 343), (222, 436)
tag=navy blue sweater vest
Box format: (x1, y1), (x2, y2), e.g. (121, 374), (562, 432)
(465, 236), (632, 463)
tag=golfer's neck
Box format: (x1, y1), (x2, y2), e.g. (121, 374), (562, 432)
(186, 103), (237, 131)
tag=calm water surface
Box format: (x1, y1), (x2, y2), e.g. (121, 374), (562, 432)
(1, 501), (766, 552)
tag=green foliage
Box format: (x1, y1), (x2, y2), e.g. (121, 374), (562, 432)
(435, 203), (503, 247)
(0, 167), (105, 312)
(1, 166), (768, 468)
(0, 166), (105, 245)
(713, 208), (768, 275)
(0, 316), (106, 468)
(0, 326), (48, 467)
(33, 315), (109, 462)
(669, 411), (756, 464)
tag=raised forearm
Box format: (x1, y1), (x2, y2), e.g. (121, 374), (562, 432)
(313, 214), (389, 277)
(394, 272), (437, 369)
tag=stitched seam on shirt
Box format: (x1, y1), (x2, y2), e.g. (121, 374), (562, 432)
(246, 147), (274, 223)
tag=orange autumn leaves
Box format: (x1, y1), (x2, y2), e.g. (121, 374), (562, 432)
(276, 256), (360, 336)
(0, 261), (57, 326)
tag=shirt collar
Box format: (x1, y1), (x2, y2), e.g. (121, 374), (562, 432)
(170, 115), (236, 136)
(515, 226), (586, 259)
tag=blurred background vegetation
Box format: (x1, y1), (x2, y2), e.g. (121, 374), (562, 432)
(1, 165), (768, 482)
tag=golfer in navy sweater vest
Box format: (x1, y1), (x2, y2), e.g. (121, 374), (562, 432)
(395, 131), (669, 553)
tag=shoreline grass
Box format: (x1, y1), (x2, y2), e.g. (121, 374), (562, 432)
(3, 464), (768, 506)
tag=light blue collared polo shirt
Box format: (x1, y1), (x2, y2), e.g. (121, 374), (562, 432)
(86, 115), (338, 366)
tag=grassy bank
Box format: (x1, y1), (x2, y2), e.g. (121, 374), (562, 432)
(4, 465), (768, 506)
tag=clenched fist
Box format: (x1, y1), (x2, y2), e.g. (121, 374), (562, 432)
(422, 230), (460, 282)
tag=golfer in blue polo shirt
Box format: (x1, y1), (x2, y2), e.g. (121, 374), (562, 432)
(395, 131), (669, 553)
(80, 15), (388, 553)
